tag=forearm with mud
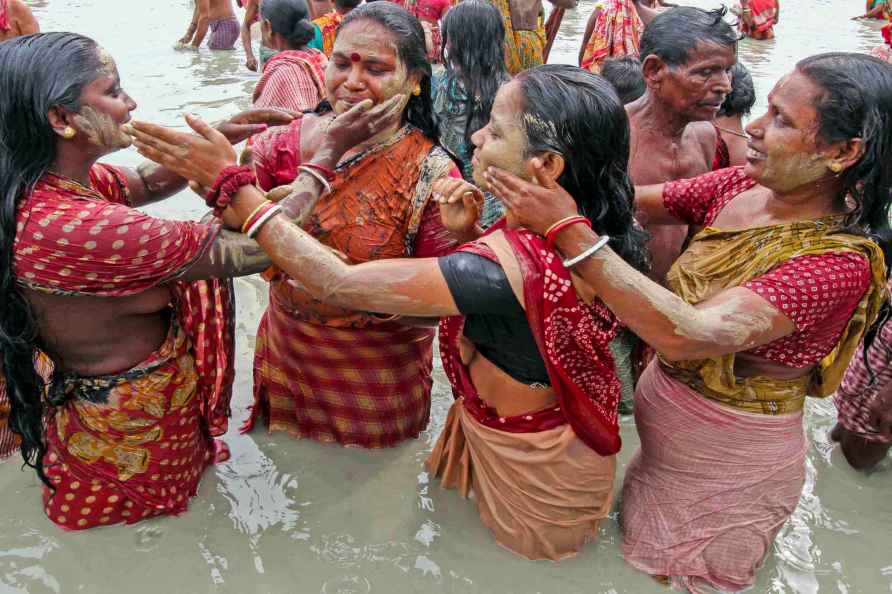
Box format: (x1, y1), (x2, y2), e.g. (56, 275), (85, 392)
(226, 183), (458, 317)
(554, 225), (782, 361)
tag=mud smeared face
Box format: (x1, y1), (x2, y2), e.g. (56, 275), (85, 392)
(471, 82), (529, 188)
(744, 71), (833, 192)
(326, 21), (418, 115)
(71, 48), (137, 153)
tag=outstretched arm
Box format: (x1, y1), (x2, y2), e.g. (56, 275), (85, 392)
(120, 108), (296, 207)
(488, 165), (796, 362)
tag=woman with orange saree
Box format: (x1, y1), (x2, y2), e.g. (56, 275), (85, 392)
(130, 64), (649, 560)
(490, 52), (892, 591)
(248, 3), (464, 449)
(0, 33), (294, 530)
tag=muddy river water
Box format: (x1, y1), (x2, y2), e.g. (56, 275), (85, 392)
(1, 1), (890, 593)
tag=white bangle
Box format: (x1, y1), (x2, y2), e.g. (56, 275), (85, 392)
(246, 204), (282, 238)
(562, 235), (610, 269)
(298, 165), (332, 195)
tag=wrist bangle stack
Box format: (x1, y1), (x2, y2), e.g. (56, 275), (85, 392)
(544, 215), (592, 248)
(206, 165), (256, 215)
(298, 165), (332, 194)
(244, 203), (283, 239)
(562, 235), (611, 269)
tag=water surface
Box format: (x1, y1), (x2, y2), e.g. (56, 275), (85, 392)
(1, 1), (891, 593)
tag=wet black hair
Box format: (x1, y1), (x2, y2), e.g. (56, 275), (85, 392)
(600, 56), (645, 105)
(260, 0), (316, 49)
(514, 65), (649, 272)
(718, 62), (756, 118)
(639, 7), (738, 67)
(0, 33), (104, 487)
(321, 2), (438, 140)
(439, 1), (509, 154)
(796, 53), (892, 380)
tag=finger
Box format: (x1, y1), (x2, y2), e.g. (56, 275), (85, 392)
(130, 119), (193, 145)
(367, 94), (406, 126)
(185, 113), (229, 144)
(530, 157), (557, 189)
(132, 139), (175, 166)
(335, 98), (375, 124)
(462, 192), (481, 217)
(486, 166), (528, 194)
(126, 126), (181, 154)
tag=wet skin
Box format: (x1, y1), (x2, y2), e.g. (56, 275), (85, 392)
(626, 41), (736, 281)
(30, 51), (273, 376)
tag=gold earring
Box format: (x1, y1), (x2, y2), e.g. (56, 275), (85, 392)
(412, 86), (421, 97)
(61, 126), (77, 139)
(829, 162), (843, 173)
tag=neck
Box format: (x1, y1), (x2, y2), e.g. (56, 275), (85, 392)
(765, 177), (847, 223)
(340, 120), (405, 162)
(634, 91), (693, 140)
(50, 148), (98, 186)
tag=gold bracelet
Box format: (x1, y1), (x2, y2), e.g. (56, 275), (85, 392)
(543, 215), (582, 238)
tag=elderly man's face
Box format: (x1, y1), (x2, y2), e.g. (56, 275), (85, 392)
(651, 41), (736, 122)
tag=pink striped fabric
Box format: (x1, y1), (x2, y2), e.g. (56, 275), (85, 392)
(620, 362), (807, 593)
(834, 290), (892, 443)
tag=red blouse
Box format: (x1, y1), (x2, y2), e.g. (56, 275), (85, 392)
(663, 167), (872, 369)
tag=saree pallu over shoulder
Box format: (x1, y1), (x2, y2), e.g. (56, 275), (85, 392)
(663, 215), (887, 414)
(260, 124), (454, 327)
(438, 222), (623, 455)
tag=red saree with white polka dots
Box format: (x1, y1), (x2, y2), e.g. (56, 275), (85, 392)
(9, 164), (235, 530)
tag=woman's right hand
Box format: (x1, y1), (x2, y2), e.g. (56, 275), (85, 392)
(433, 177), (483, 234)
(313, 94), (408, 164)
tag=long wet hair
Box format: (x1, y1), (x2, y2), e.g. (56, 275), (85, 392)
(0, 33), (103, 486)
(439, 1), (508, 151)
(260, 0), (316, 49)
(796, 53), (892, 381)
(514, 65), (649, 272)
(320, 2), (438, 140)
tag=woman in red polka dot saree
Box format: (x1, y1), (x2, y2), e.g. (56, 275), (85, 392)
(0, 33), (286, 529)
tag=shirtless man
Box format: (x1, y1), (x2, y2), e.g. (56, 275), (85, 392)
(178, 0), (240, 51)
(627, 7), (737, 281)
(0, 0), (39, 42)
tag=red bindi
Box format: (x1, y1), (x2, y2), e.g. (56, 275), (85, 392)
(350, 52), (362, 63)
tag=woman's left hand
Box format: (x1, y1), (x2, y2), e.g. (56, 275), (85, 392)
(485, 158), (579, 235)
(217, 108), (299, 144)
(129, 114), (237, 189)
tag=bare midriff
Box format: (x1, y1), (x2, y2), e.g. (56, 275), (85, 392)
(208, 0), (236, 20)
(733, 352), (814, 381)
(467, 347), (557, 418)
(26, 285), (173, 377)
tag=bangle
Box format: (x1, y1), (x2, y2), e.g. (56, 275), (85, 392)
(206, 165), (256, 215)
(562, 235), (610, 269)
(544, 215), (591, 247)
(241, 201), (275, 235)
(298, 165), (332, 194)
(246, 204), (282, 239)
(302, 162), (336, 182)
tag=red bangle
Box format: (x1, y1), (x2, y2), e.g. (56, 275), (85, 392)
(545, 215), (591, 247)
(206, 165), (256, 215)
(240, 201), (276, 235)
(301, 162), (336, 182)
